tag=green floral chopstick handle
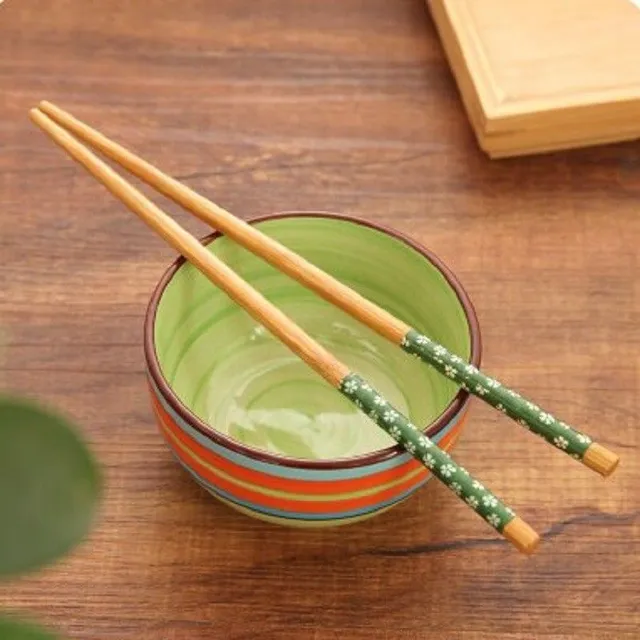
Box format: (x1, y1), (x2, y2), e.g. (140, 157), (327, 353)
(339, 373), (515, 533)
(400, 330), (593, 460)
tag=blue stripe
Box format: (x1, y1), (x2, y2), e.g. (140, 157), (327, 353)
(149, 374), (465, 481)
(175, 455), (431, 521)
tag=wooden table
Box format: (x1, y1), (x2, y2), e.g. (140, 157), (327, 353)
(1, 1), (638, 638)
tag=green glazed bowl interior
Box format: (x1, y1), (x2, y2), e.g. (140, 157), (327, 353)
(150, 213), (478, 463)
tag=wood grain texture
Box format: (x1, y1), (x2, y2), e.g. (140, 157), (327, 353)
(1, 1), (638, 639)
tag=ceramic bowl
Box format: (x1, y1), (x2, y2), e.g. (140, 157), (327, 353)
(144, 212), (481, 527)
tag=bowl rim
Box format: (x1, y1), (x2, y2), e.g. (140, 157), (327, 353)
(144, 211), (482, 469)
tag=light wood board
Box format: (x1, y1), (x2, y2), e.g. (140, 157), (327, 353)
(428, 0), (640, 157)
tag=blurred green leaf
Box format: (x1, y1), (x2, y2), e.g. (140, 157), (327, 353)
(0, 615), (59, 639)
(0, 396), (102, 579)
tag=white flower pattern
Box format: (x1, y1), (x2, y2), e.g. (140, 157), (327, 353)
(466, 496), (479, 509)
(450, 482), (463, 496)
(482, 495), (498, 508)
(344, 379), (359, 394)
(444, 365), (456, 379)
(440, 463), (456, 478)
(383, 410), (398, 424)
(472, 480), (485, 491)
(538, 412), (554, 425)
(423, 453), (436, 469)
(487, 513), (501, 528)
(554, 436), (569, 450)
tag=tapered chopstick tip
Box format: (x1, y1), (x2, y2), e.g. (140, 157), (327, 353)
(38, 100), (57, 113)
(28, 108), (47, 128)
(503, 517), (540, 555)
(583, 443), (620, 477)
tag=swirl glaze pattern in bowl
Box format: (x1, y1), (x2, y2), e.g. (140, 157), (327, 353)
(145, 212), (481, 527)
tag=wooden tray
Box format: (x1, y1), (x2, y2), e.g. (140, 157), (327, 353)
(428, 0), (640, 157)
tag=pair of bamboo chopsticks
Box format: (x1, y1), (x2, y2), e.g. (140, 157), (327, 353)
(30, 102), (617, 553)
(32, 103), (619, 478)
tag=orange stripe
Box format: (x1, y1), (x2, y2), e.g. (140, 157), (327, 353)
(151, 389), (466, 496)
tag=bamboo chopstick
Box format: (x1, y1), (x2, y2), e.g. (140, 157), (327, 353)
(30, 106), (540, 555)
(35, 101), (619, 479)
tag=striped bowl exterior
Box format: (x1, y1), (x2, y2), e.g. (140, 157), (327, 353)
(148, 376), (471, 527)
(144, 212), (482, 528)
